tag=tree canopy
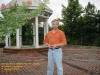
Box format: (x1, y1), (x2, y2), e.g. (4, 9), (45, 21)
(0, 0), (48, 42)
(62, 0), (100, 46)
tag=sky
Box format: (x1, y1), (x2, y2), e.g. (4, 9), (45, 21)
(0, 0), (100, 25)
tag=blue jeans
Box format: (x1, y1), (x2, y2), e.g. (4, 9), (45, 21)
(47, 48), (63, 75)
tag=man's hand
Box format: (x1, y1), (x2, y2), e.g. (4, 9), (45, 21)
(47, 44), (57, 49)
(50, 44), (57, 49)
(48, 44), (53, 48)
(45, 44), (53, 48)
(51, 43), (66, 49)
(45, 43), (66, 49)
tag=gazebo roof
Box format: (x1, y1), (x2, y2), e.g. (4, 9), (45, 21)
(7, 0), (53, 14)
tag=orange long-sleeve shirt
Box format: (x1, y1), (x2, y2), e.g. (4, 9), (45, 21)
(43, 29), (67, 45)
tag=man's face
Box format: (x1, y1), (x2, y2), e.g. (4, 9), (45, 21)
(52, 21), (59, 30)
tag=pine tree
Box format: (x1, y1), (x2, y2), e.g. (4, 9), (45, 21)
(62, 0), (83, 44)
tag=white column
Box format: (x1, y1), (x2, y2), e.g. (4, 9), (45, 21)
(5, 34), (11, 48)
(5, 35), (9, 48)
(8, 34), (11, 47)
(44, 19), (48, 38)
(35, 16), (39, 48)
(19, 27), (22, 47)
(34, 16), (39, 48)
(16, 28), (21, 48)
(33, 22), (36, 47)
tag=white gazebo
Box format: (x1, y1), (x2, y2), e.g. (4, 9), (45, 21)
(5, 0), (52, 49)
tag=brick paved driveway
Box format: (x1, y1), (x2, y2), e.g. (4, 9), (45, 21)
(0, 46), (100, 75)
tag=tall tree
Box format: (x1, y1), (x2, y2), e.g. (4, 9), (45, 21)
(62, 0), (83, 44)
(82, 2), (97, 45)
(62, 1), (100, 46)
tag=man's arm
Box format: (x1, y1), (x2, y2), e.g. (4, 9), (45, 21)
(43, 33), (53, 48)
(55, 43), (66, 47)
(51, 43), (66, 49)
(44, 43), (53, 48)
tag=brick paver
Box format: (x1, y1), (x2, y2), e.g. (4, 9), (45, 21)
(0, 46), (100, 75)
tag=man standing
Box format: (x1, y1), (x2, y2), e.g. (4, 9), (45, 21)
(43, 19), (67, 75)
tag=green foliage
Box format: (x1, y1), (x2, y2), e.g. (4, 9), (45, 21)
(39, 27), (44, 44)
(62, 0), (100, 46)
(84, 2), (97, 16)
(11, 26), (44, 45)
(0, 1), (46, 43)
(62, 0), (83, 44)
(22, 23), (33, 45)
(80, 2), (98, 46)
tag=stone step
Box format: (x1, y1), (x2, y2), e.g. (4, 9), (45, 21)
(3, 47), (48, 53)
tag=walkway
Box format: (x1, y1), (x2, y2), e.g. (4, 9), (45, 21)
(0, 46), (100, 75)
